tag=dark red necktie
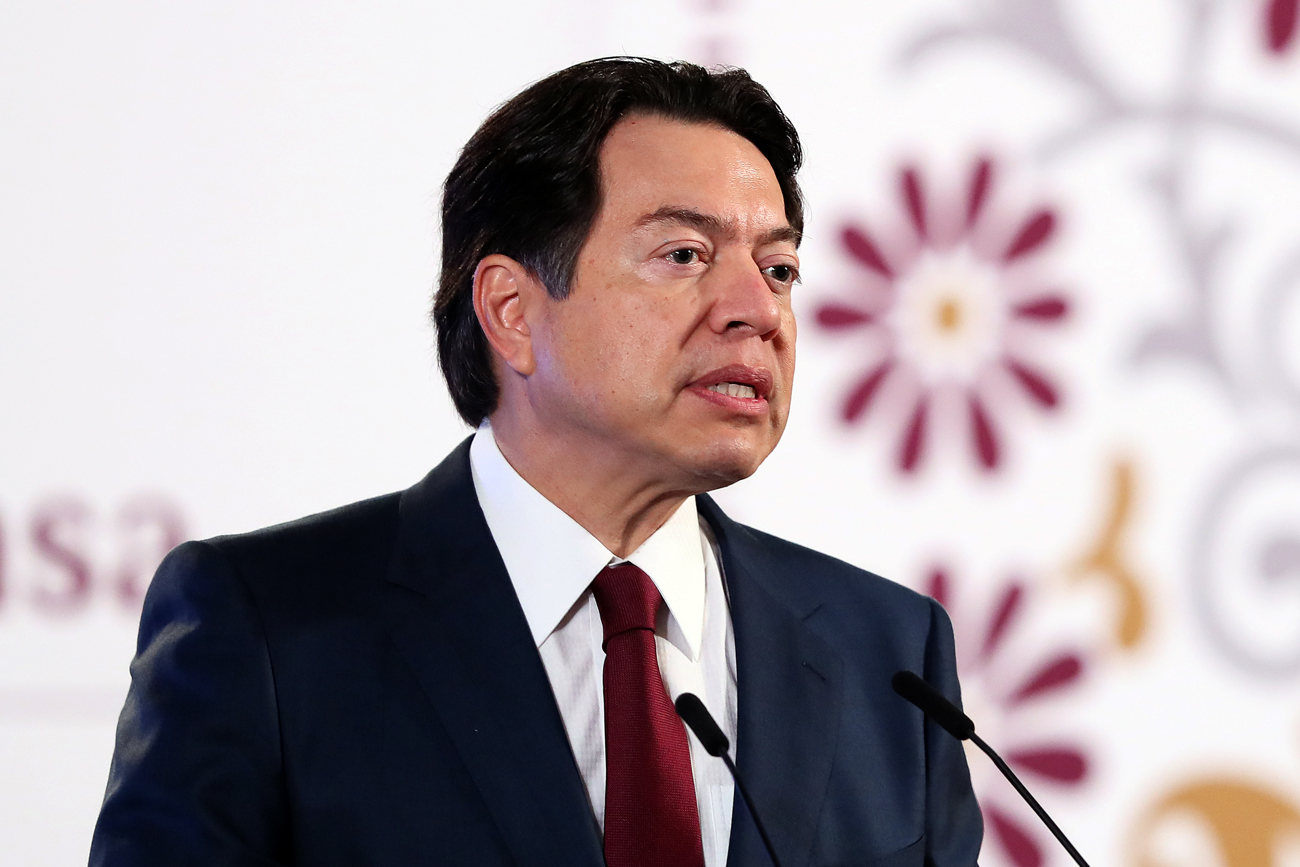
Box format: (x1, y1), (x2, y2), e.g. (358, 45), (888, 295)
(592, 563), (705, 867)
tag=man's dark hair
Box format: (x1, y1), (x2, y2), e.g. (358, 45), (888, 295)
(433, 56), (804, 427)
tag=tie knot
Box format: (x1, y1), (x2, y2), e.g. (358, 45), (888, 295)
(592, 563), (661, 646)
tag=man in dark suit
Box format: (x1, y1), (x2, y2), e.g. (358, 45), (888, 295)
(90, 58), (982, 866)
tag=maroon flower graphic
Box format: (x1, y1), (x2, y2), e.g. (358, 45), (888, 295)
(816, 159), (1069, 474)
(1266, 0), (1298, 54)
(926, 567), (1090, 867)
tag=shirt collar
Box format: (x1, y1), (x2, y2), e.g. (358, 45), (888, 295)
(469, 425), (706, 660)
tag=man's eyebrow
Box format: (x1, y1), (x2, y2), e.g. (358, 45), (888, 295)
(636, 207), (802, 248)
(759, 224), (802, 248)
(637, 207), (732, 238)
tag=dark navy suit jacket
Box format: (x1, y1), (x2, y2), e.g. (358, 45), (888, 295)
(90, 437), (982, 866)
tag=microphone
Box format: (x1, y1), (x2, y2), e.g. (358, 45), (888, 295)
(674, 693), (784, 867)
(890, 669), (976, 740)
(891, 671), (1092, 867)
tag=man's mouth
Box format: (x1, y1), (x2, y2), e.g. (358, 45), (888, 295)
(706, 382), (758, 400)
(690, 366), (774, 409)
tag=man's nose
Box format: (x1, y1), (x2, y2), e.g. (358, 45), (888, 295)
(708, 256), (782, 339)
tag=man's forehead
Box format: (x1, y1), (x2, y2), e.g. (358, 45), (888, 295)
(593, 116), (796, 242)
(598, 114), (777, 192)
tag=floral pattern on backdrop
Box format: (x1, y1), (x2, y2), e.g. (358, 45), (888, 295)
(926, 567), (1091, 867)
(815, 158), (1070, 474)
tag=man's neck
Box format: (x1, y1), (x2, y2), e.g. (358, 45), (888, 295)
(486, 415), (694, 559)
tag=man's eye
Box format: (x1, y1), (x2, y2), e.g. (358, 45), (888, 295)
(765, 264), (799, 285)
(667, 248), (699, 265)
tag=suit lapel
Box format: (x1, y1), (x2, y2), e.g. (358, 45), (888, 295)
(385, 437), (604, 867)
(698, 496), (844, 867)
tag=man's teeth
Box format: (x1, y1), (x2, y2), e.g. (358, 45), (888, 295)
(707, 382), (757, 399)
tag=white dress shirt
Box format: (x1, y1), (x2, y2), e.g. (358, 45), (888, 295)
(469, 426), (737, 867)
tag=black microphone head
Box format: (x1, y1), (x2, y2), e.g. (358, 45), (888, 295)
(891, 670), (976, 741)
(674, 693), (730, 757)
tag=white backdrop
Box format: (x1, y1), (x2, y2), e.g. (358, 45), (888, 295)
(3, 1), (1300, 865)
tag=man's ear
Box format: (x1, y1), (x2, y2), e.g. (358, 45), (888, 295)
(472, 254), (546, 377)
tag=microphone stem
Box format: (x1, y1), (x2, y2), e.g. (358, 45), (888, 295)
(969, 733), (1091, 867)
(720, 752), (784, 867)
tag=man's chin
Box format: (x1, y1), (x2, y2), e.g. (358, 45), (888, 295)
(678, 436), (775, 492)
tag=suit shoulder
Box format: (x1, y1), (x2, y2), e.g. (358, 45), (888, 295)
(185, 492), (404, 611)
(720, 519), (958, 686)
(207, 492), (401, 565)
(724, 518), (937, 619)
